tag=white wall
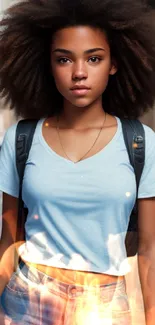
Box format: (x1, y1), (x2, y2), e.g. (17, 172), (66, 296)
(0, 0), (17, 11)
(0, 0), (21, 17)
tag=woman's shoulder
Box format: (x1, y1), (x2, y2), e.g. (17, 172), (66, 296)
(118, 117), (155, 158)
(142, 122), (155, 142)
(3, 118), (42, 146)
(142, 122), (154, 134)
(141, 122), (155, 159)
(3, 121), (19, 145)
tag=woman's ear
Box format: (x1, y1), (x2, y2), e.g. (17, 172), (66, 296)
(109, 59), (118, 75)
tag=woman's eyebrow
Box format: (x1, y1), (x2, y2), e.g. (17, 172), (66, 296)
(52, 47), (105, 54)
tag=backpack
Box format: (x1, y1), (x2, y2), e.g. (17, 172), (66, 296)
(15, 118), (145, 257)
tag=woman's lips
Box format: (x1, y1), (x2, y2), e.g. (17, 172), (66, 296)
(70, 88), (90, 95)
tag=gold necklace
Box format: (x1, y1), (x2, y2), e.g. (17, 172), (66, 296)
(56, 113), (107, 163)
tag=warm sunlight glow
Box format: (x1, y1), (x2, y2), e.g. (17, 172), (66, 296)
(73, 288), (113, 325)
(132, 143), (138, 149)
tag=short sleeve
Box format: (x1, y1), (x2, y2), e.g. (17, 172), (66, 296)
(138, 124), (155, 199)
(0, 123), (19, 197)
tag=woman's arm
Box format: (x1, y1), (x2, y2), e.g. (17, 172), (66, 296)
(0, 193), (23, 295)
(138, 198), (155, 325)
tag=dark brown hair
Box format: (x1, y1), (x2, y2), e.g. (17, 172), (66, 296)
(0, 0), (155, 119)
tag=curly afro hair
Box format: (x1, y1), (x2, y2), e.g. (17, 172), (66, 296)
(0, 0), (155, 119)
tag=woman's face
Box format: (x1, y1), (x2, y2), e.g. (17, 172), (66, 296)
(51, 25), (117, 108)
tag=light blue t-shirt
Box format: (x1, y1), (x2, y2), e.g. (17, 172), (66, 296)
(0, 117), (155, 275)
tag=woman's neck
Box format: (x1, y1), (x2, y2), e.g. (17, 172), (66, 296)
(58, 99), (107, 130)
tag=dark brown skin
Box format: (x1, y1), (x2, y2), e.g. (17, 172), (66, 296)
(51, 25), (117, 131)
(48, 25), (117, 162)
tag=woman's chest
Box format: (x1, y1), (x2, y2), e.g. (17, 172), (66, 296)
(42, 117), (118, 163)
(22, 146), (136, 209)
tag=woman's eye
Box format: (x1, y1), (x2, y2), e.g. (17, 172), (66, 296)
(56, 57), (101, 64)
(89, 57), (101, 63)
(57, 58), (70, 64)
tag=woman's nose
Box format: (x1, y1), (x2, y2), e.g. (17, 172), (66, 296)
(72, 62), (88, 80)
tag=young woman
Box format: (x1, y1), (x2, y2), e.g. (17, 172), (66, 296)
(0, 0), (155, 324)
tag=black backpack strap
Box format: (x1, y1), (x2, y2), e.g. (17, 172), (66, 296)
(15, 119), (38, 241)
(121, 119), (145, 232)
(121, 119), (145, 192)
